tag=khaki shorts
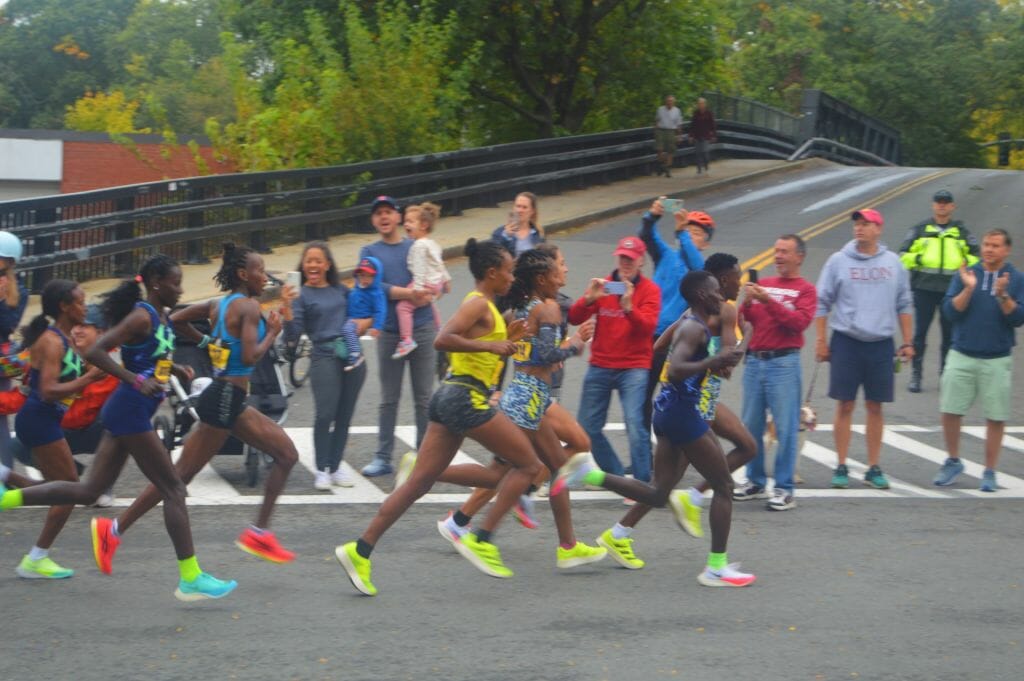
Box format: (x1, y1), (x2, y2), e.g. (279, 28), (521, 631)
(939, 349), (1012, 421)
(654, 128), (677, 154)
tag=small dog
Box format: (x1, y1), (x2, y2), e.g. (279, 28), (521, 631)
(763, 403), (817, 484)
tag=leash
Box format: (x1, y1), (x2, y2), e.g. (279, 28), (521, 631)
(804, 362), (820, 404)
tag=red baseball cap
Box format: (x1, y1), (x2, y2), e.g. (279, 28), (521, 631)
(613, 236), (647, 260)
(851, 208), (884, 226)
(355, 258), (377, 275)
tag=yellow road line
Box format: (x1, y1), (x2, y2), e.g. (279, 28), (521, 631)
(740, 168), (958, 275)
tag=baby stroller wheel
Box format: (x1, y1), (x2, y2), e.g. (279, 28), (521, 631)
(153, 415), (175, 453)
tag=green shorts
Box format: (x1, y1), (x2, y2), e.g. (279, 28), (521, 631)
(654, 128), (677, 154)
(939, 349), (1012, 421)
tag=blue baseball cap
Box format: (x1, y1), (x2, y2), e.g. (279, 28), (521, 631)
(371, 195), (400, 212)
(83, 303), (108, 329)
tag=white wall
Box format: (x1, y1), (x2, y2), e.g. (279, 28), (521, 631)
(0, 138), (62, 181)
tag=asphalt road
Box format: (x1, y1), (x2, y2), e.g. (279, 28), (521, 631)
(2, 164), (1022, 681)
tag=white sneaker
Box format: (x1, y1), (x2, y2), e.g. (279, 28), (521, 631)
(314, 469), (332, 491)
(535, 482), (550, 498)
(697, 563), (756, 587)
(331, 469), (355, 488)
(436, 511), (469, 548)
(92, 493), (115, 508)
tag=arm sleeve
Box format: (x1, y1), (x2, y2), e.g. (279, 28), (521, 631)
(815, 258), (836, 317)
(627, 284), (660, 336)
(568, 296), (597, 325)
(283, 289), (306, 343)
(942, 274), (966, 322)
(409, 242), (429, 288)
(897, 226), (921, 268)
(1004, 274), (1024, 327)
(764, 285), (817, 333)
(637, 213), (665, 266)
(532, 323), (580, 364)
(676, 229), (704, 272)
(373, 290), (387, 330)
(896, 267), (913, 315)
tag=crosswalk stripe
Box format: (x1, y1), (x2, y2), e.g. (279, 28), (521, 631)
(800, 441), (947, 498)
(856, 426), (1024, 491)
(962, 427), (1024, 454)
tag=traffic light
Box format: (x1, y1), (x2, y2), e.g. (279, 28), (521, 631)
(998, 131), (1011, 166)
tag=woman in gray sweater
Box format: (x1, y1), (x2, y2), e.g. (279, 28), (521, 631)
(281, 242), (367, 490)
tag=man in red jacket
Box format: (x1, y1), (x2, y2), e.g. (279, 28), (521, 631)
(570, 236), (661, 482)
(734, 235), (817, 511)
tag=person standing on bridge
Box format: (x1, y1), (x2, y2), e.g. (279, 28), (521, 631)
(360, 196), (437, 477)
(688, 97), (717, 176)
(932, 229), (1024, 492)
(815, 209), (914, 490)
(898, 190), (978, 393)
(653, 96), (683, 177)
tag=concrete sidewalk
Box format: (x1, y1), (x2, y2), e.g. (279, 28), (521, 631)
(24, 157), (823, 319)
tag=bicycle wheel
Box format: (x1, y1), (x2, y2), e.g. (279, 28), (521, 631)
(289, 337), (312, 388)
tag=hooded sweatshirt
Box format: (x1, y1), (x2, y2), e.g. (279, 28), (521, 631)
(815, 240), (912, 342)
(943, 262), (1024, 358)
(347, 255), (387, 331)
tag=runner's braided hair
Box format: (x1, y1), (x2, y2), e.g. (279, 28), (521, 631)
(101, 254), (179, 327)
(214, 242), (254, 292)
(501, 249), (554, 312)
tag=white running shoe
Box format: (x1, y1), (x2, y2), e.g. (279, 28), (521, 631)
(697, 563), (756, 587)
(436, 511), (469, 548)
(314, 469), (332, 491)
(331, 469), (355, 488)
(550, 452), (596, 496)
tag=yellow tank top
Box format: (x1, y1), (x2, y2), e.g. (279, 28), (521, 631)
(447, 291), (507, 389)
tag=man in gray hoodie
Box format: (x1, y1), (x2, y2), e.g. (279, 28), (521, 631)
(814, 208), (914, 490)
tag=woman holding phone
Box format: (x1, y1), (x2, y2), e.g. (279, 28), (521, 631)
(490, 192), (544, 256)
(281, 241), (367, 490)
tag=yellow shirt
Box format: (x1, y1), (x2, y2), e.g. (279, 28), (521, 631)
(447, 291), (507, 389)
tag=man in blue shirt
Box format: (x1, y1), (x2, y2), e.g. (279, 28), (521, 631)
(638, 198), (711, 436)
(933, 229), (1024, 492)
(359, 197), (435, 477)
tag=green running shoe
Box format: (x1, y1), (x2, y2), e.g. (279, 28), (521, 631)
(394, 450), (417, 491)
(831, 464), (850, 489)
(335, 542), (377, 596)
(455, 533), (513, 578)
(556, 541), (607, 569)
(669, 490), (704, 538)
(16, 555), (74, 579)
(596, 529), (645, 570)
(174, 572), (238, 601)
(863, 465), (890, 490)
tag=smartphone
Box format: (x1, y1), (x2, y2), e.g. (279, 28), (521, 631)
(286, 271), (301, 289)
(604, 281), (627, 295)
(661, 198), (684, 215)
(747, 268), (759, 284)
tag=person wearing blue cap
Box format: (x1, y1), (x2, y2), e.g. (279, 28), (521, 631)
(897, 190), (979, 392)
(360, 196), (436, 477)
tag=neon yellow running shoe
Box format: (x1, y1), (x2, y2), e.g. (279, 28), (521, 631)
(596, 529), (645, 570)
(394, 450), (417, 491)
(16, 555), (74, 579)
(455, 533), (513, 578)
(556, 541), (608, 569)
(669, 490), (704, 538)
(335, 542), (377, 596)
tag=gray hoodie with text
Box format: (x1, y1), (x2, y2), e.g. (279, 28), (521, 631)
(815, 240), (912, 342)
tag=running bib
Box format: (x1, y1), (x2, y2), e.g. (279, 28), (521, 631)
(154, 358), (173, 383)
(208, 342), (230, 375)
(511, 341), (532, 364)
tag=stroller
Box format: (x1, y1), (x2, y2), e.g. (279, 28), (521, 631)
(164, 317), (293, 487)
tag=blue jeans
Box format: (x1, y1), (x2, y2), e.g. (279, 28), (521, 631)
(741, 353), (802, 493)
(577, 365), (651, 482)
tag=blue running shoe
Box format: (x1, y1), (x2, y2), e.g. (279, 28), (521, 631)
(361, 458), (393, 477)
(174, 572), (238, 602)
(979, 469), (997, 493)
(933, 458), (964, 486)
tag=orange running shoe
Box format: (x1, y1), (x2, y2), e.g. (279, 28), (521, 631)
(91, 517), (120, 575)
(235, 528), (296, 563)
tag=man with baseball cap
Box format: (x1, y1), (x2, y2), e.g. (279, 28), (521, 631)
(897, 189), (978, 392)
(359, 196), (435, 477)
(815, 208), (914, 490)
(569, 236), (661, 484)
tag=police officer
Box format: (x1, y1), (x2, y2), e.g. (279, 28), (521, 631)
(897, 190), (979, 392)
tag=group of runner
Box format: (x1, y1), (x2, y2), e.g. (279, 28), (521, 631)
(1, 221), (758, 601)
